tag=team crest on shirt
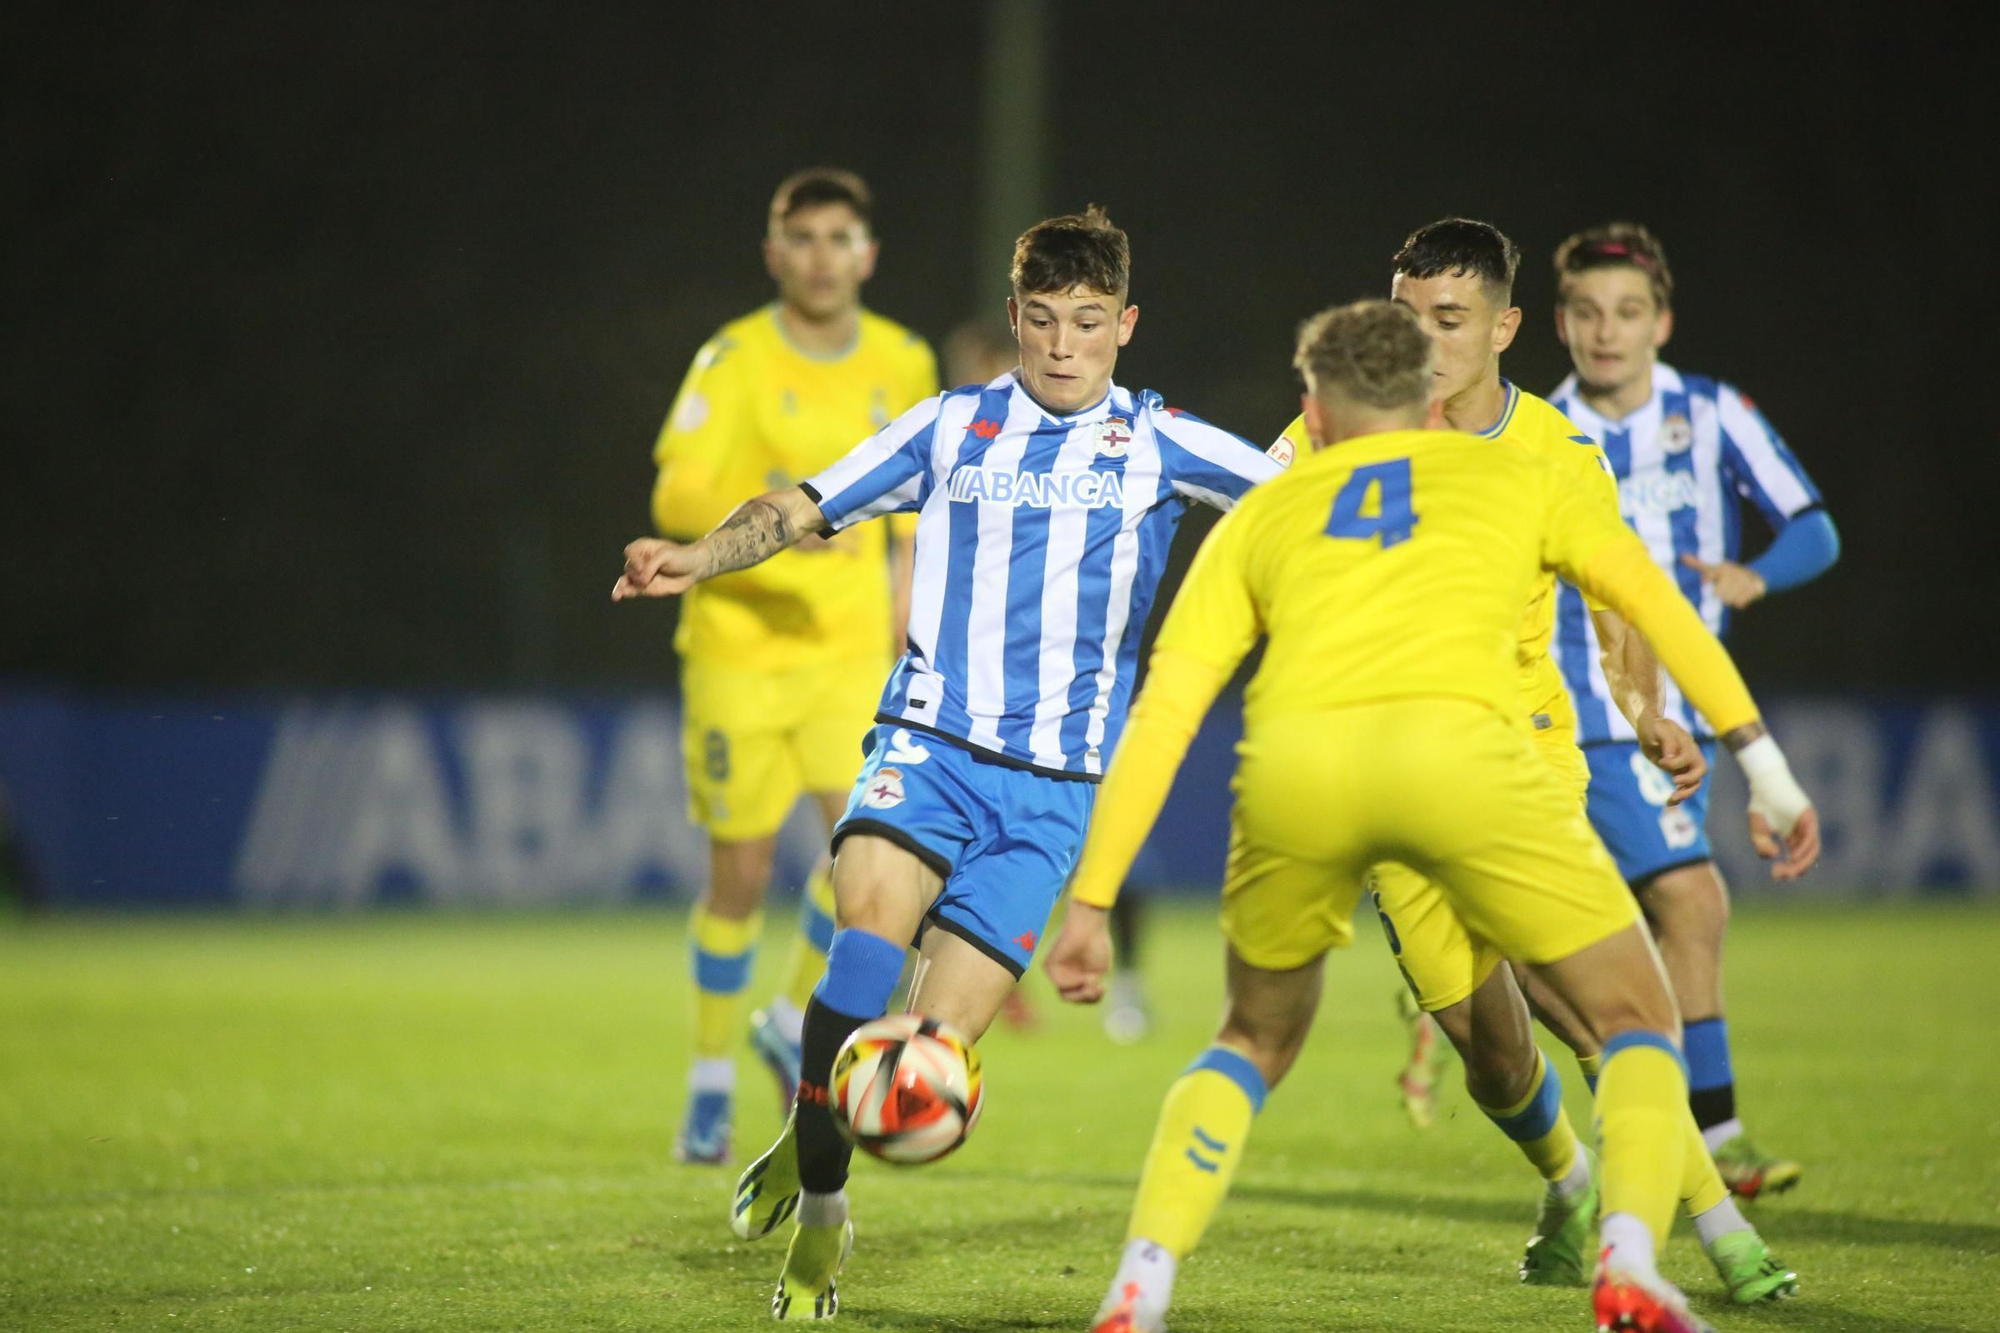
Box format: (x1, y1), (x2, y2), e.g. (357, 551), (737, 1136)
(1659, 805), (1699, 849)
(1659, 414), (1694, 455)
(1095, 417), (1132, 457)
(860, 766), (906, 809)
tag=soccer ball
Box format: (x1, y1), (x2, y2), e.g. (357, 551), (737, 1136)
(830, 1013), (984, 1165)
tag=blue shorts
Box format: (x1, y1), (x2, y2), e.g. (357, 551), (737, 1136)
(1583, 740), (1719, 885)
(830, 724), (1095, 977)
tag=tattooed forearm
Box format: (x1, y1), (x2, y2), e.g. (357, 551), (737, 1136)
(699, 496), (798, 580)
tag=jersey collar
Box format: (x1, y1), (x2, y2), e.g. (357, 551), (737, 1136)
(766, 303), (862, 363)
(1559, 362), (1674, 432)
(1016, 377), (1121, 426)
(1473, 378), (1521, 439)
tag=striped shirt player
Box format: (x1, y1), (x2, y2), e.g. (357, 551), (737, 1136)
(1550, 361), (1836, 882)
(804, 370), (1283, 972)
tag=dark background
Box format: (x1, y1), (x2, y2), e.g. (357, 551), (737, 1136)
(5, 4), (1992, 695)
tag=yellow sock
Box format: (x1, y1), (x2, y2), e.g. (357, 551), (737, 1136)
(1477, 1049), (1580, 1183)
(1595, 1032), (1690, 1249)
(780, 869), (838, 1012)
(1127, 1047), (1266, 1259)
(1678, 1106), (1728, 1217)
(690, 906), (763, 1060)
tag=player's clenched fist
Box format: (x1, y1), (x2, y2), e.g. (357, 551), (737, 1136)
(612, 537), (703, 599)
(1638, 714), (1706, 806)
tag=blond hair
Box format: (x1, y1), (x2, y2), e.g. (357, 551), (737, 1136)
(1293, 300), (1433, 409)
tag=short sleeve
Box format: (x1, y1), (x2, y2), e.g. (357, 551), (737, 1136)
(1550, 434), (1623, 612)
(1540, 456), (1639, 587)
(1152, 410), (1285, 511)
(887, 340), (942, 544)
(1715, 384), (1821, 526)
(802, 396), (945, 531)
(1268, 415), (1310, 470)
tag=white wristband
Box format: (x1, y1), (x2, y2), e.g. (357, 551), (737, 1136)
(1736, 734), (1810, 834)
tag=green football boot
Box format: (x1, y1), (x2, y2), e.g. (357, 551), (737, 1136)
(731, 1115), (801, 1240)
(1519, 1164), (1598, 1287)
(771, 1218), (853, 1321)
(1708, 1228), (1800, 1303)
(1712, 1133), (1803, 1199)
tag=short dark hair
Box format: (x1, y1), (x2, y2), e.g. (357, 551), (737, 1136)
(1294, 300), (1433, 410)
(769, 167), (873, 230)
(1392, 217), (1521, 302)
(1011, 205), (1130, 301)
(1554, 221), (1674, 309)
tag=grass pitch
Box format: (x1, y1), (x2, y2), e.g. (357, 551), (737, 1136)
(2, 902), (1996, 1332)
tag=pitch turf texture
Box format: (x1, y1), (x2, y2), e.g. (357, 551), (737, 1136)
(3, 904), (1995, 1332)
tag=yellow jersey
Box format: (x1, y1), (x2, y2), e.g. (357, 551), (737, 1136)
(652, 305), (938, 670)
(1068, 427), (1758, 908)
(1274, 382), (1617, 736)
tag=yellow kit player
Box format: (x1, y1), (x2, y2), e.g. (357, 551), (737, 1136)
(653, 168), (937, 1163)
(1273, 221), (1796, 1305)
(1045, 300), (1821, 1333)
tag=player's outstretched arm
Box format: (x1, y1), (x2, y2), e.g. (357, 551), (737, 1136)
(612, 486), (826, 600)
(1591, 607), (1705, 804)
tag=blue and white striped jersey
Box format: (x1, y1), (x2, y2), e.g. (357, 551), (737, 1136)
(1549, 361), (1823, 742)
(803, 371), (1282, 779)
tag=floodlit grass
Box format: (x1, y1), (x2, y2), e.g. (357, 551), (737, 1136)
(2, 902), (1996, 1331)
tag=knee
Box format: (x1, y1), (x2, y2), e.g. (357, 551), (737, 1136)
(1645, 866), (1729, 945)
(828, 869), (917, 946)
(831, 880), (892, 936)
(706, 840), (776, 912)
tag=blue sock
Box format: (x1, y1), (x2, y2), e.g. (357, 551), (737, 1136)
(1683, 1017), (1736, 1130)
(812, 928), (905, 1020)
(799, 928), (908, 1192)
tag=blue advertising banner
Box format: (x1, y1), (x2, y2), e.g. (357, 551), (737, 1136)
(0, 688), (1994, 908)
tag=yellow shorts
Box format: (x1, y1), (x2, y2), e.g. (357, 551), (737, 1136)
(1219, 699), (1638, 986)
(1370, 722), (1595, 1011)
(681, 654), (887, 842)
